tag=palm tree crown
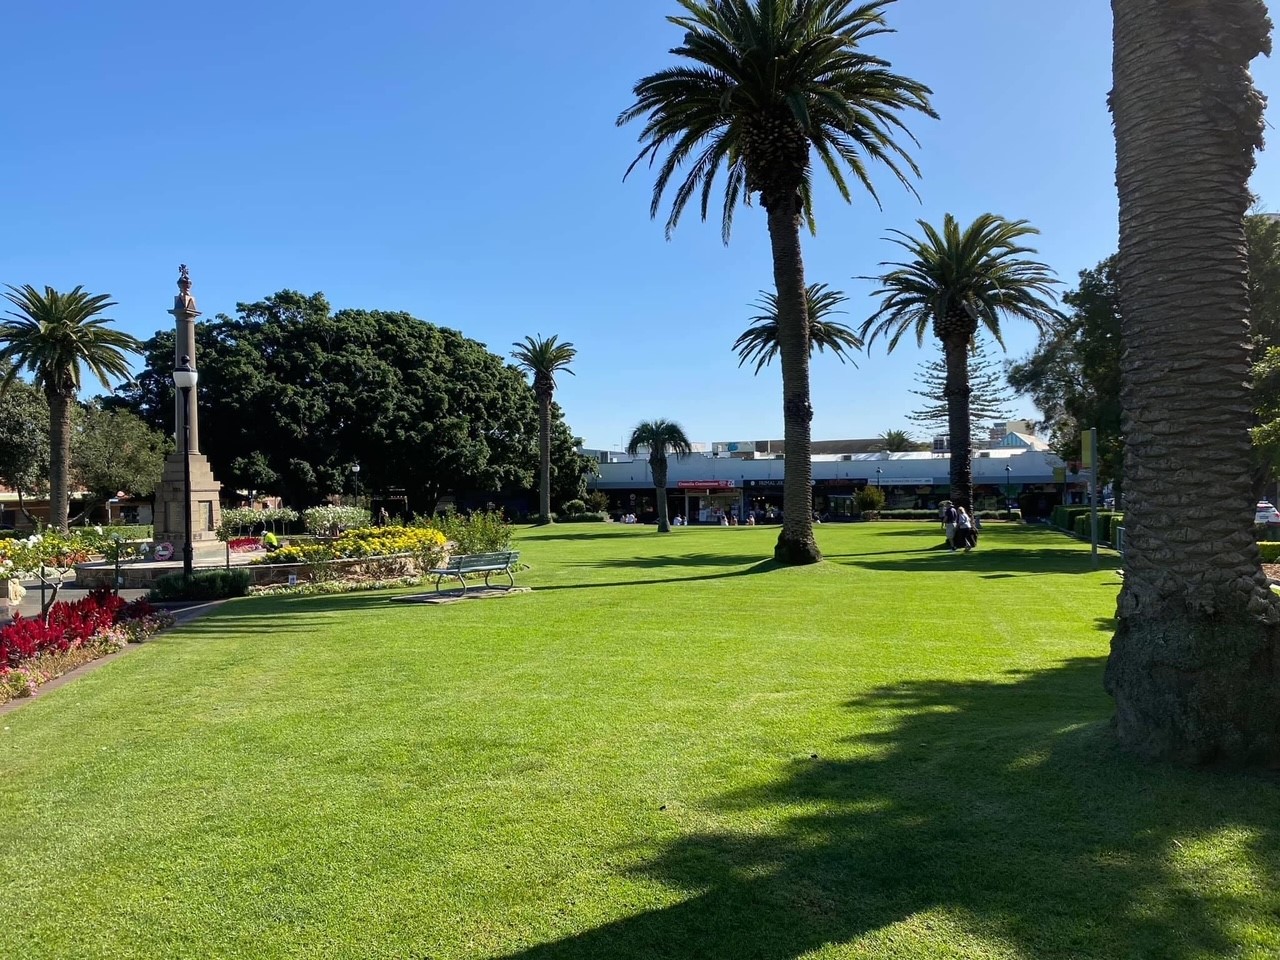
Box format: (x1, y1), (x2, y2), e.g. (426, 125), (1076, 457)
(626, 419), (694, 475)
(877, 428), (917, 452)
(859, 214), (1061, 351)
(0, 285), (140, 396)
(618, 0), (936, 239)
(734, 283), (862, 374)
(511, 335), (577, 399)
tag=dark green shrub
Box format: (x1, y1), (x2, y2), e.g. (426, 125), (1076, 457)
(1072, 512), (1121, 542)
(150, 569), (252, 602)
(556, 512), (608, 523)
(586, 491), (610, 514)
(855, 486), (886, 514)
(561, 499), (587, 517)
(1260, 542), (1280, 563)
(1052, 506), (1093, 530)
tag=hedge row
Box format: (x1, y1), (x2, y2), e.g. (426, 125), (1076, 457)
(1260, 542), (1280, 564)
(150, 569), (252, 601)
(1072, 512), (1125, 544)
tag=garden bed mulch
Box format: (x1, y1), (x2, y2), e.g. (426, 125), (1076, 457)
(1264, 563), (1280, 585)
(390, 586), (532, 605)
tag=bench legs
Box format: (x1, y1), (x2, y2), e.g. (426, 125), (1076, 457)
(482, 568), (516, 590)
(434, 572), (467, 596)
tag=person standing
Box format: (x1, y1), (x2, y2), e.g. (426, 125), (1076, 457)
(956, 506), (974, 552)
(943, 501), (959, 551)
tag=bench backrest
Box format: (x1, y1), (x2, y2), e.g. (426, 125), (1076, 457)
(445, 551), (520, 572)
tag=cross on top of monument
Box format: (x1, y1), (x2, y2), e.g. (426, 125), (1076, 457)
(178, 263), (191, 294)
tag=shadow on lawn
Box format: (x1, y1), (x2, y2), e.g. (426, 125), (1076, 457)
(535, 559), (779, 593)
(839, 547), (1107, 577)
(496, 658), (1280, 960)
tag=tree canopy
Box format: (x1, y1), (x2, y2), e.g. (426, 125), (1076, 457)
(908, 339), (1017, 437)
(110, 291), (592, 514)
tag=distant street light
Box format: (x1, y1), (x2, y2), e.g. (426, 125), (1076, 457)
(352, 463), (362, 503)
(1005, 463), (1013, 511)
(875, 466), (882, 489)
(172, 356), (199, 578)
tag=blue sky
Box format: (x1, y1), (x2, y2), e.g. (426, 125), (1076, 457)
(3, 0), (1279, 449)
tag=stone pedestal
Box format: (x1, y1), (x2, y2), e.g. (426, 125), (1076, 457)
(152, 452), (222, 548)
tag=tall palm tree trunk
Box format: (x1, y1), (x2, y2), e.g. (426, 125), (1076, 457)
(767, 201), (821, 565)
(653, 458), (671, 533)
(46, 389), (72, 532)
(1105, 0), (1280, 763)
(538, 393), (553, 523)
(943, 337), (973, 510)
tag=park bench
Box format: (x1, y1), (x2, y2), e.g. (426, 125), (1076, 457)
(428, 551), (521, 595)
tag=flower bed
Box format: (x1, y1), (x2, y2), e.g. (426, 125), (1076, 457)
(227, 536), (264, 553)
(0, 589), (173, 704)
(257, 526), (447, 574)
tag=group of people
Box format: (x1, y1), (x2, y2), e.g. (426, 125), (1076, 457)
(941, 500), (981, 552)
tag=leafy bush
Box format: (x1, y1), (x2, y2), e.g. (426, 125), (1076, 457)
(303, 505), (371, 535)
(219, 506), (301, 540)
(1072, 512), (1122, 542)
(1260, 542), (1280, 563)
(1051, 505), (1094, 530)
(100, 523), (153, 540)
(429, 510), (513, 554)
(258, 525), (448, 571)
(586, 491), (610, 514)
(1, 588), (149, 668)
(149, 569), (252, 602)
(561, 498), (587, 517)
(556, 512), (608, 523)
(855, 486), (886, 514)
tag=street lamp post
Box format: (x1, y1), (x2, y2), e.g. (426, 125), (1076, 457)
(352, 463), (361, 505)
(1004, 463), (1013, 513)
(875, 467), (882, 488)
(172, 356), (199, 578)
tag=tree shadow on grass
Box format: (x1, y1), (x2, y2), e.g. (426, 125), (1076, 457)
(534, 560), (780, 593)
(494, 658), (1280, 960)
(570, 553), (769, 570)
(839, 547), (1107, 577)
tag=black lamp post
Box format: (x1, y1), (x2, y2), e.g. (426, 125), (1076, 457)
(352, 462), (361, 503)
(173, 356), (198, 578)
(875, 466), (882, 488)
(1004, 463), (1013, 511)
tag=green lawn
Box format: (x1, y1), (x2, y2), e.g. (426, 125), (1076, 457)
(2, 523), (1277, 959)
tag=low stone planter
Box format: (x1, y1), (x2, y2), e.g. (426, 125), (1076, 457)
(75, 554), (423, 591)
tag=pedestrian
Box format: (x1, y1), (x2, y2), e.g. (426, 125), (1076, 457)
(956, 506), (974, 552)
(943, 501), (959, 551)
(970, 510), (983, 550)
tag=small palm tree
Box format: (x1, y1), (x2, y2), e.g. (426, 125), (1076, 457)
(733, 283), (862, 375)
(877, 428), (916, 452)
(620, 0), (934, 565)
(0, 285), (141, 531)
(626, 419), (694, 533)
(511, 335), (577, 523)
(860, 214), (1060, 509)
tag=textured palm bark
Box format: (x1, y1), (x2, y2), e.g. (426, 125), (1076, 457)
(943, 337), (973, 510)
(652, 456), (671, 533)
(766, 200), (821, 565)
(1106, 0), (1280, 763)
(537, 392), (553, 523)
(46, 388), (72, 532)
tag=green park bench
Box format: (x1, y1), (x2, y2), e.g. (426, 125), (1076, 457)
(428, 551), (521, 596)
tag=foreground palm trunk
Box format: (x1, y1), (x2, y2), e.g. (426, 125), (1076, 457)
(943, 337), (973, 509)
(1105, 0), (1280, 763)
(767, 202), (821, 565)
(537, 394), (552, 523)
(47, 389), (72, 532)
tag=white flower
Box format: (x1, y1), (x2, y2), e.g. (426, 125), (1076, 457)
(94, 526), (103, 535)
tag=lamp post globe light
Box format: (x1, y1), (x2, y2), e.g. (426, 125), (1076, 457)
(173, 356), (198, 577)
(1005, 463), (1013, 511)
(352, 463), (361, 503)
(875, 466), (882, 488)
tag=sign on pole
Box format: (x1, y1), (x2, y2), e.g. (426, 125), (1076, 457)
(1084, 428), (1100, 569)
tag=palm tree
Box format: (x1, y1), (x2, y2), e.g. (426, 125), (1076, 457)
(877, 429), (916, 453)
(0, 285), (141, 532)
(511, 335), (577, 524)
(619, 0), (934, 565)
(1105, 0), (1279, 763)
(626, 419), (693, 533)
(733, 283), (862, 374)
(859, 214), (1060, 510)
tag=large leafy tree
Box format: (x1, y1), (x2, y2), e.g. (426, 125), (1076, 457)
(511, 335), (577, 523)
(112, 292), (553, 515)
(1105, 0), (1279, 763)
(626, 419), (693, 533)
(733, 283), (861, 374)
(0, 370), (51, 525)
(0, 286), (142, 531)
(71, 403), (169, 522)
(907, 337), (1017, 444)
(1007, 258), (1124, 490)
(619, 0), (934, 565)
(860, 214), (1060, 509)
